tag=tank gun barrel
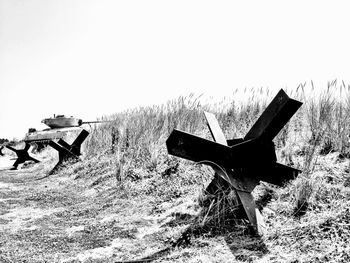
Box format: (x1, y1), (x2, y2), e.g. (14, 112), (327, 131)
(81, 120), (113, 124)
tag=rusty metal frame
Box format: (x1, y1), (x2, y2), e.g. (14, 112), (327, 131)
(166, 89), (303, 234)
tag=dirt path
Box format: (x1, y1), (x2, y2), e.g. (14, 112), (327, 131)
(0, 157), (199, 263)
(0, 158), (86, 262)
(0, 158), (133, 262)
(0, 156), (271, 263)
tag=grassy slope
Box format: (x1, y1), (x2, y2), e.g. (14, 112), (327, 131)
(1, 81), (350, 262)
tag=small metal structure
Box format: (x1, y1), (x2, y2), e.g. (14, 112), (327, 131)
(0, 146), (4, 156)
(48, 129), (89, 174)
(166, 89), (303, 234)
(5, 143), (40, 169)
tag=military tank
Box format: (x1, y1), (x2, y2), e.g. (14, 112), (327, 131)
(24, 114), (110, 151)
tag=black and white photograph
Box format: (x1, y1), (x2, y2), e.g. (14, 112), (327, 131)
(0, 1), (349, 262)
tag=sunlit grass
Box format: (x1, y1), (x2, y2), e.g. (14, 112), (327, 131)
(53, 80), (350, 262)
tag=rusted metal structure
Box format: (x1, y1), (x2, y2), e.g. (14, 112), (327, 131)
(48, 129), (89, 174)
(5, 143), (40, 169)
(166, 89), (302, 234)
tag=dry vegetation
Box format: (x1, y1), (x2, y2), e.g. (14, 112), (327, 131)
(1, 80), (350, 262)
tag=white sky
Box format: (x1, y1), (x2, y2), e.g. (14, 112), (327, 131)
(0, 0), (349, 139)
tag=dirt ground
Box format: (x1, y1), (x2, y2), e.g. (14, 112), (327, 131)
(0, 155), (274, 263)
(0, 156), (167, 263)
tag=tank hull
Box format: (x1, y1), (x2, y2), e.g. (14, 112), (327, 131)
(24, 127), (82, 143)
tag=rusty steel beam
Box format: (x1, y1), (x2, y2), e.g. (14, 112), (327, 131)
(244, 89), (302, 141)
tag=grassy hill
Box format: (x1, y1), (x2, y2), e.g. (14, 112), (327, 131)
(1, 81), (350, 262)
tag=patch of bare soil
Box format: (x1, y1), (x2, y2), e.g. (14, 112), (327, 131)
(0, 157), (211, 263)
(0, 156), (270, 263)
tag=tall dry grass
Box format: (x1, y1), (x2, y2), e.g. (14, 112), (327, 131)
(286, 80), (350, 215)
(82, 81), (350, 180)
(85, 88), (274, 159)
(44, 81), (350, 263)
(80, 81), (350, 228)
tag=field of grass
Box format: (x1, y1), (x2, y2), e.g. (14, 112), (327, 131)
(1, 80), (350, 262)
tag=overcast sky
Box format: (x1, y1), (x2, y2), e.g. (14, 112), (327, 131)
(1, 0), (349, 139)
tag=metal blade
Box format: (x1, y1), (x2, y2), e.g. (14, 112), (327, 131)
(72, 129), (89, 148)
(258, 162), (301, 186)
(57, 139), (71, 150)
(227, 138), (244, 146)
(49, 141), (79, 161)
(204, 111), (227, 145)
(166, 129), (232, 166)
(244, 89), (302, 141)
(166, 129), (276, 168)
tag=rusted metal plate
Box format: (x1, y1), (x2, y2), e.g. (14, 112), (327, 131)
(204, 111), (227, 145)
(166, 129), (232, 166)
(213, 166), (258, 192)
(227, 138), (244, 146)
(235, 190), (258, 228)
(256, 163), (300, 186)
(72, 129), (89, 147)
(166, 129), (276, 169)
(57, 139), (71, 150)
(244, 89), (302, 141)
(228, 163), (299, 188)
(49, 141), (79, 161)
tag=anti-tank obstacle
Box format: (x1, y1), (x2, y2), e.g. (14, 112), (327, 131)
(5, 143), (40, 170)
(48, 129), (89, 174)
(166, 89), (303, 234)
